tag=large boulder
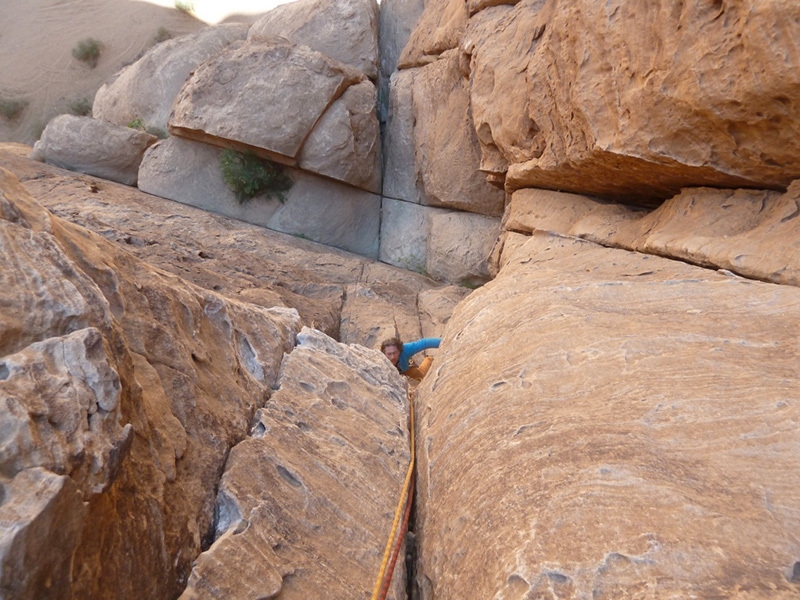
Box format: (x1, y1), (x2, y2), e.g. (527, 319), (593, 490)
(0, 166), (301, 599)
(138, 136), (381, 258)
(414, 231), (800, 598)
(30, 115), (157, 186)
(169, 37), (365, 164)
(248, 0), (380, 80)
(464, 0), (800, 203)
(180, 327), (411, 598)
(297, 79), (382, 194)
(92, 24), (249, 135)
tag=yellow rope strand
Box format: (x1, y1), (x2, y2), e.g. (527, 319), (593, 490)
(371, 390), (416, 600)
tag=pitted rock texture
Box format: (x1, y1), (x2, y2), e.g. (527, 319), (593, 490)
(169, 37), (366, 164)
(181, 327), (411, 599)
(30, 115), (157, 186)
(400, 0), (800, 204)
(414, 232), (800, 599)
(0, 164), (301, 599)
(248, 0), (380, 80)
(500, 182), (800, 287)
(92, 24), (249, 135)
(1, 144), (456, 348)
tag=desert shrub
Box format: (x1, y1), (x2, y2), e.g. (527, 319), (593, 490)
(128, 117), (145, 130)
(68, 98), (92, 116)
(72, 38), (103, 68)
(153, 27), (172, 44)
(174, 1), (195, 15)
(0, 97), (28, 120)
(220, 149), (292, 204)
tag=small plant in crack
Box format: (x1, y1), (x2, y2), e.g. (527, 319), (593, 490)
(220, 149), (292, 204)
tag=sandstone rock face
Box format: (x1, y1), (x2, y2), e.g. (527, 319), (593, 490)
(2, 143), (454, 371)
(397, 0), (467, 69)
(298, 80), (382, 194)
(415, 232), (800, 598)
(383, 54), (506, 216)
(427, 209), (500, 284)
(0, 468), (85, 600)
(502, 182), (800, 287)
(169, 37), (365, 163)
(463, 0), (800, 203)
(0, 165), (301, 599)
(138, 136), (381, 258)
(92, 24), (248, 134)
(180, 327), (411, 598)
(30, 115), (157, 185)
(248, 0), (380, 80)
(380, 197), (501, 285)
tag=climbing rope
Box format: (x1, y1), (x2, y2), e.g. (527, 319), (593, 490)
(370, 389), (416, 600)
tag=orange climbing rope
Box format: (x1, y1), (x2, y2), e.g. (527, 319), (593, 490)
(371, 389), (416, 600)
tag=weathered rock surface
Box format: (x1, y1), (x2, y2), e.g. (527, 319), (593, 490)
(463, 0), (800, 203)
(30, 115), (157, 185)
(181, 327), (410, 598)
(501, 183), (800, 287)
(248, 0), (380, 80)
(0, 468), (85, 600)
(377, 0), (425, 121)
(427, 209), (500, 285)
(380, 197), (501, 285)
(415, 231), (800, 598)
(169, 37), (365, 164)
(298, 79), (382, 194)
(383, 55), (506, 216)
(138, 136), (381, 258)
(1, 143), (455, 353)
(92, 24), (249, 135)
(397, 0), (467, 69)
(0, 163), (301, 599)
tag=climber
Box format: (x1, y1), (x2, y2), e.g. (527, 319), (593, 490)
(380, 337), (440, 380)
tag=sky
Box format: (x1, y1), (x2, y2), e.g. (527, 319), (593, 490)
(140, 0), (292, 23)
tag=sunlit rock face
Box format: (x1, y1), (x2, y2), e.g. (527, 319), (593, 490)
(414, 232), (800, 599)
(401, 0), (800, 204)
(0, 166), (300, 599)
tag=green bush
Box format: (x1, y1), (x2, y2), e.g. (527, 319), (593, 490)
(68, 98), (92, 116)
(0, 97), (28, 120)
(153, 27), (172, 44)
(174, 0), (195, 15)
(220, 149), (293, 204)
(72, 38), (103, 68)
(128, 117), (145, 131)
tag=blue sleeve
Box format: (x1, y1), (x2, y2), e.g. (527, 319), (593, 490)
(398, 338), (441, 372)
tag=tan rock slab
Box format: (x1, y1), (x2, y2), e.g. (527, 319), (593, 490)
(415, 232), (800, 598)
(181, 327), (411, 598)
(169, 37), (365, 163)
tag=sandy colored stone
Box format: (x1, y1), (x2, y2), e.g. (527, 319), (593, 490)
(92, 24), (248, 135)
(30, 115), (157, 185)
(502, 183), (800, 288)
(248, 0), (379, 79)
(181, 327), (410, 599)
(382, 69), (417, 202)
(0, 165), (301, 599)
(397, 0), (467, 69)
(427, 209), (501, 285)
(468, 1), (800, 204)
(0, 468), (86, 600)
(414, 232), (800, 599)
(169, 37), (365, 163)
(298, 80), (382, 193)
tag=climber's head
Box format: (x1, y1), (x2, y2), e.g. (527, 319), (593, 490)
(380, 337), (403, 366)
